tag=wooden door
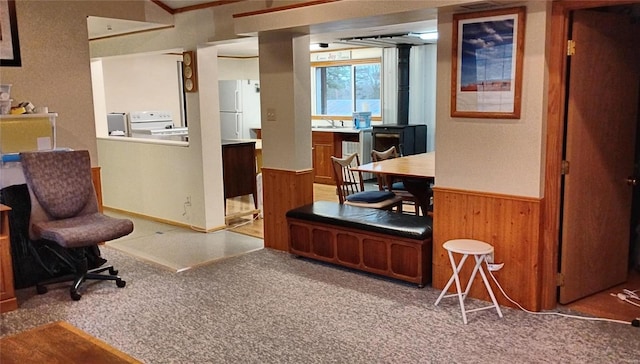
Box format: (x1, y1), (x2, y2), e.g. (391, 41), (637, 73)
(560, 10), (640, 303)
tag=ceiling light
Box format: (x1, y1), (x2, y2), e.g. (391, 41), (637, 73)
(418, 32), (438, 41)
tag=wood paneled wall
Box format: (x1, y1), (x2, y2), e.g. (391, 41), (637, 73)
(262, 168), (314, 251)
(91, 167), (103, 213)
(432, 187), (543, 311)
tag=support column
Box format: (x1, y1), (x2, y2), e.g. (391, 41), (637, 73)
(259, 32), (314, 251)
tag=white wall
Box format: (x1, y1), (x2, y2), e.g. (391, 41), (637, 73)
(434, 1), (549, 198)
(217, 58), (259, 80)
(91, 10), (226, 230)
(99, 52), (184, 124)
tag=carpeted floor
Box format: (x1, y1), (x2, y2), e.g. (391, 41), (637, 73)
(1, 247), (639, 363)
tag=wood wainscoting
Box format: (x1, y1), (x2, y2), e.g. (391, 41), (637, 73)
(432, 187), (543, 311)
(91, 167), (103, 212)
(262, 168), (314, 251)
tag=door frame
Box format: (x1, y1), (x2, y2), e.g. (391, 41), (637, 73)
(542, 0), (639, 309)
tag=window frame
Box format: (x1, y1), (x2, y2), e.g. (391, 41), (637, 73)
(311, 57), (382, 121)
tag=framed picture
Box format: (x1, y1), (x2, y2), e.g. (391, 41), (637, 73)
(451, 7), (525, 119)
(1, 0), (21, 67)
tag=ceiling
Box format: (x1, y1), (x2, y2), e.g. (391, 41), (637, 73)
(87, 1), (441, 56)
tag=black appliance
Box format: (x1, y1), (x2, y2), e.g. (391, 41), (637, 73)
(372, 124), (426, 156)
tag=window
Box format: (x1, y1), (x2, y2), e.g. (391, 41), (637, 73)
(312, 60), (381, 118)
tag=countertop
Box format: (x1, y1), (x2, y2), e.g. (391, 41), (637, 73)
(222, 139), (262, 149)
(312, 127), (371, 134)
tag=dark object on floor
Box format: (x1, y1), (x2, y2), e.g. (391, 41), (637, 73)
(21, 150), (134, 300)
(0, 184), (105, 289)
(286, 201), (432, 287)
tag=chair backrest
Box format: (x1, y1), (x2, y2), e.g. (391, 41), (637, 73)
(331, 153), (365, 204)
(21, 150), (99, 239)
(371, 146), (399, 162)
(370, 146), (399, 191)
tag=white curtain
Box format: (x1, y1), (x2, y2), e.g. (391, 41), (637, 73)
(382, 47), (398, 125)
(382, 45), (437, 152)
(409, 44), (437, 152)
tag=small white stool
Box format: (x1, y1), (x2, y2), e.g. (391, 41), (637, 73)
(434, 239), (503, 324)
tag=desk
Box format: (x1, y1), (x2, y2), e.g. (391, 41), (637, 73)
(353, 152), (435, 215)
(1, 204), (17, 313)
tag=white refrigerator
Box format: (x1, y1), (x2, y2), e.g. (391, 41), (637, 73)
(219, 80), (260, 140)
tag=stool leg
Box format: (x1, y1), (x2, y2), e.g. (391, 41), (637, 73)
(476, 255), (504, 319)
(435, 252), (469, 306)
(435, 251), (471, 324)
(453, 255), (469, 324)
(463, 255), (486, 298)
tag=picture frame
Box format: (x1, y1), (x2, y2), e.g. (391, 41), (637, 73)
(0, 0), (21, 67)
(451, 7), (525, 119)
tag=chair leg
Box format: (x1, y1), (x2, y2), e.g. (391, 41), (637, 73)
(35, 248), (126, 301)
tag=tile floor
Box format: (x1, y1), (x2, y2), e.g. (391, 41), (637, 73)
(104, 211), (263, 272)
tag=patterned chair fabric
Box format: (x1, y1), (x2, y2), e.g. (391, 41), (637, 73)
(21, 150), (133, 248)
(20, 150), (133, 301)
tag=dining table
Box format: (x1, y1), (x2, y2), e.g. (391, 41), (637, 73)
(352, 151), (435, 216)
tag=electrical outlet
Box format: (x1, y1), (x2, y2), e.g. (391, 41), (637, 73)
(266, 108), (276, 121)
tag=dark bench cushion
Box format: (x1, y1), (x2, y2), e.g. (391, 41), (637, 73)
(286, 201), (432, 240)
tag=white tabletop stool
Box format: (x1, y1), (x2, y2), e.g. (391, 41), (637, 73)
(434, 239), (503, 324)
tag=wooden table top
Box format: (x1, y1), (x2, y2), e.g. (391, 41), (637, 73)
(353, 151), (435, 178)
(0, 321), (142, 363)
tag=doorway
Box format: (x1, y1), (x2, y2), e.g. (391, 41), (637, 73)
(558, 4), (640, 320)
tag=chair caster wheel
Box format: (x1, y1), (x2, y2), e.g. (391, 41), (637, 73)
(36, 285), (47, 295)
(109, 267), (118, 275)
(70, 290), (82, 301)
(116, 279), (126, 288)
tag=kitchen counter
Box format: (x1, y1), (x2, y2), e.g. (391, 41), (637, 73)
(311, 127), (371, 134)
(222, 138), (261, 149)
(311, 128), (372, 184)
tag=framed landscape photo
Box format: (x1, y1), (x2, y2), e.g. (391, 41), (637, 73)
(451, 7), (525, 119)
(1, 0), (21, 67)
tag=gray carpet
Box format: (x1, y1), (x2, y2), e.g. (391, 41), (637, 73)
(1, 247), (639, 363)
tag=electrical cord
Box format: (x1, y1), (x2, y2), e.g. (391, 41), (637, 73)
(485, 265), (634, 326)
(610, 293), (640, 308)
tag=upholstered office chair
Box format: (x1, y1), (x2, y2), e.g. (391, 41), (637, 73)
(331, 153), (403, 211)
(20, 150), (134, 301)
(371, 146), (420, 215)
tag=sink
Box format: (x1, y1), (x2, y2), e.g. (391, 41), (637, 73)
(313, 125), (341, 129)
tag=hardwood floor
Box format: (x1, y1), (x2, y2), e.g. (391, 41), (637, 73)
(225, 183), (338, 239)
(563, 269), (640, 323)
(0, 321), (142, 363)
(227, 183), (640, 322)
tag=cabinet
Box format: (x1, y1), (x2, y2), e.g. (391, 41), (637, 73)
(222, 141), (258, 211)
(312, 130), (372, 185)
(312, 132), (339, 184)
(1, 204), (17, 313)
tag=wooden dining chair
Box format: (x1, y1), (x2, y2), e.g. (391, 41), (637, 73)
(371, 146), (420, 215)
(330, 153), (403, 211)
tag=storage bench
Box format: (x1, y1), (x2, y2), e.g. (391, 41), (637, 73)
(286, 201), (433, 287)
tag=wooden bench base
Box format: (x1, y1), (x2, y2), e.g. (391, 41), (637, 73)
(288, 218), (432, 287)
